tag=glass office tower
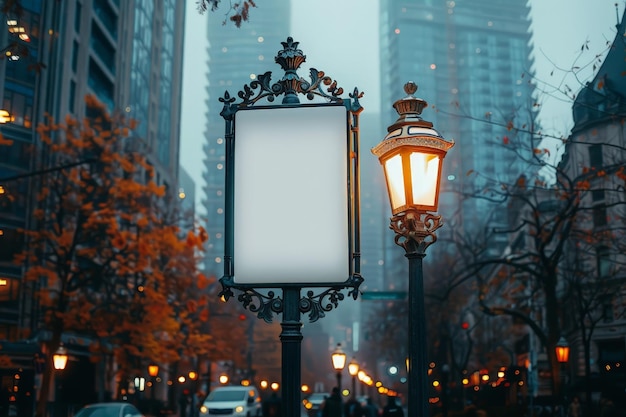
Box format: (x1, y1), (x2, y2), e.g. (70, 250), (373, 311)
(379, 0), (536, 252)
(201, 3), (291, 279)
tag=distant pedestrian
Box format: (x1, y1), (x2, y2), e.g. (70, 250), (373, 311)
(179, 390), (190, 417)
(364, 397), (379, 417)
(322, 387), (343, 417)
(568, 396), (581, 417)
(381, 396), (403, 417)
(262, 392), (282, 417)
(344, 395), (364, 417)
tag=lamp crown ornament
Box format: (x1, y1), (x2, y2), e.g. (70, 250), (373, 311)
(390, 81), (430, 128)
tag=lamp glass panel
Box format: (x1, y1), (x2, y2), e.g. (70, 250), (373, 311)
(332, 353), (347, 370)
(53, 354), (67, 370)
(556, 346), (569, 363)
(409, 152), (440, 207)
(233, 105), (349, 285)
(348, 362), (359, 376)
(383, 154), (406, 210)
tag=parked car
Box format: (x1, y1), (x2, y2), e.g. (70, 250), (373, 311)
(73, 403), (144, 417)
(199, 386), (262, 417)
(302, 392), (329, 417)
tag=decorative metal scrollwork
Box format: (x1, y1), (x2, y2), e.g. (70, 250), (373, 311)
(219, 91), (237, 121)
(218, 275), (364, 324)
(390, 209), (443, 254)
(234, 37), (346, 106)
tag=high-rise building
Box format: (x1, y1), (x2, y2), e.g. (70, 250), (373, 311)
(0, 0), (186, 410)
(378, 0), (536, 260)
(201, 3), (291, 280)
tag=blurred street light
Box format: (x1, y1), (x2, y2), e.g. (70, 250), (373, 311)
(331, 344), (347, 391)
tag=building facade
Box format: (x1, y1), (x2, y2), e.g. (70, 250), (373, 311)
(558, 7), (626, 406)
(0, 0), (186, 412)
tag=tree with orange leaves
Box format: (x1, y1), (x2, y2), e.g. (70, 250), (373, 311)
(15, 96), (211, 416)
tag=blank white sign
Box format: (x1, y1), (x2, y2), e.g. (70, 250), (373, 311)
(233, 105), (350, 285)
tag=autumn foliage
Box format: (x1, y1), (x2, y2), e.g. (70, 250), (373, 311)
(16, 96), (212, 413)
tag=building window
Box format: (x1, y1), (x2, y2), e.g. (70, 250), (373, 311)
(592, 189), (605, 202)
(93, 0), (118, 39)
(90, 23), (116, 75)
(0, 228), (23, 262)
(72, 40), (79, 72)
(0, 277), (19, 302)
(602, 297), (614, 322)
(593, 205), (607, 228)
(88, 58), (114, 109)
(589, 144), (603, 169)
(69, 80), (76, 113)
(597, 246), (611, 278)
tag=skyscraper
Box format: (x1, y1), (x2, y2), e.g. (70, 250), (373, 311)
(379, 0), (536, 253)
(201, 3), (291, 280)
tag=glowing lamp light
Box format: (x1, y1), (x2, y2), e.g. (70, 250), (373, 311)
(555, 337), (570, 363)
(331, 344), (347, 371)
(0, 110), (13, 124)
(53, 344), (68, 370)
(148, 364), (159, 377)
(348, 357), (359, 376)
(372, 82), (454, 215)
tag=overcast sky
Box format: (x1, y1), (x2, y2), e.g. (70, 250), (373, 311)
(180, 0), (623, 208)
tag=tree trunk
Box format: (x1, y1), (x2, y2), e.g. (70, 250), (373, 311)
(36, 334), (60, 417)
(543, 273), (563, 411)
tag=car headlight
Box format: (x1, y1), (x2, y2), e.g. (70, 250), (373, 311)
(200, 406), (208, 414)
(235, 406), (244, 414)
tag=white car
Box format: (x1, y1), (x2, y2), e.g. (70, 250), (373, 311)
(200, 386), (262, 417)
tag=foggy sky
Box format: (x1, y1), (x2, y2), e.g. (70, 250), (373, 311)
(180, 0), (622, 212)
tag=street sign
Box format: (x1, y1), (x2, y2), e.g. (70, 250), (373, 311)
(361, 291), (407, 300)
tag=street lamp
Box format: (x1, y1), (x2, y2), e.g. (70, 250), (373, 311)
(372, 81), (454, 417)
(555, 337), (570, 364)
(53, 344), (68, 371)
(331, 344), (347, 391)
(53, 344), (68, 417)
(148, 363), (159, 412)
(148, 364), (159, 378)
(555, 337), (570, 412)
(348, 357), (359, 396)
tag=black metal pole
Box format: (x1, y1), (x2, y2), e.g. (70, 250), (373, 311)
(407, 251), (428, 417)
(280, 287), (302, 417)
(151, 377), (156, 415)
(352, 376), (356, 398)
(336, 372), (342, 392)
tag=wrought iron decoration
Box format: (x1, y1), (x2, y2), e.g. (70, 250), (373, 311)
(217, 37), (364, 323)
